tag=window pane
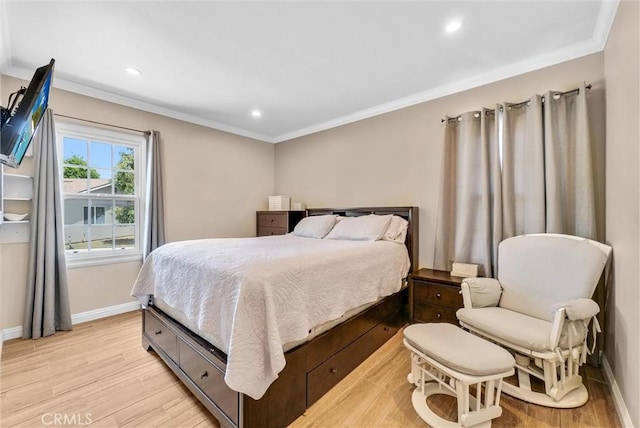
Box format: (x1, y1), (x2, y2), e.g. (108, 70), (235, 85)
(63, 137), (87, 164)
(62, 170), (89, 193)
(88, 169), (113, 194)
(65, 198), (88, 225)
(105, 201), (115, 224)
(115, 200), (135, 224)
(114, 171), (135, 195)
(115, 146), (134, 170)
(92, 201), (113, 225)
(89, 225), (114, 249)
(90, 141), (112, 168)
(115, 225), (135, 249)
(64, 225), (88, 250)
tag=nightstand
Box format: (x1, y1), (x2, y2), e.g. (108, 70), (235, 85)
(256, 211), (306, 236)
(409, 268), (464, 324)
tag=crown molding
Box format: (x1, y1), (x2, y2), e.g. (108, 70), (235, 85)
(274, 37), (604, 143)
(3, 65), (275, 143)
(592, 0), (620, 50)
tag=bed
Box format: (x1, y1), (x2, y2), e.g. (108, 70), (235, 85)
(134, 206), (418, 428)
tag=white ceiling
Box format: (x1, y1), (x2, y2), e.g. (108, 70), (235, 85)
(0, 1), (618, 143)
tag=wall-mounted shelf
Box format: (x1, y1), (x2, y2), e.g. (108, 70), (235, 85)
(1, 169), (33, 243)
(2, 173), (33, 199)
(0, 222), (30, 244)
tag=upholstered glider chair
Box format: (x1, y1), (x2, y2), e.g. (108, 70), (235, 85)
(456, 234), (611, 408)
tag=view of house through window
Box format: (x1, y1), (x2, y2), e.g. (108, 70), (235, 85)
(56, 122), (145, 261)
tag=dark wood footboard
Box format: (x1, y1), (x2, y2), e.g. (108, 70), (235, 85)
(142, 288), (407, 428)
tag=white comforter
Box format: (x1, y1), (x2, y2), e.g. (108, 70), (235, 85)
(131, 234), (410, 399)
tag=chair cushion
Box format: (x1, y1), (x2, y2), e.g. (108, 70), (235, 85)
(457, 307), (587, 353)
(403, 323), (514, 376)
(498, 235), (608, 322)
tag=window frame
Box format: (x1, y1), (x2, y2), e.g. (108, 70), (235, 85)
(56, 121), (146, 268)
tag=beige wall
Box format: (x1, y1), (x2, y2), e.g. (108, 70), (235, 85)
(0, 75), (275, 330)
(275, 53), (606, 271)
(604, 1), (640, 426)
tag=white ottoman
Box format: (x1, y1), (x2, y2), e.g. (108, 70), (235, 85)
(404, 323), (515, 428)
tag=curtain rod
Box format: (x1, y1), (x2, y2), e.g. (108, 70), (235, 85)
(441, 83), (592, 124)
(53, 113), (151, 135)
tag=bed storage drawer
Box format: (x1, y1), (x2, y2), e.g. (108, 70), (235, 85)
(306, 319), (399, 406)
(145, 309), (178, 362)
(179, 341), (239, 425)
(305, 289), (402, 370)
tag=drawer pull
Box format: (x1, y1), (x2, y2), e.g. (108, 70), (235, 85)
(436, 313), (442, 319)
(329, 368), (338, 375)
(154, 330), (162, 335)
(383, 326), (389, 332)
(200, 371), (209, 380)
(270, 218), (274, 223)
(436, 293), (442, 299)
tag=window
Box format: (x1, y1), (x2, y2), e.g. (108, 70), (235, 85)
(56, 122), (146, 267)
(83, 206), (106, 224)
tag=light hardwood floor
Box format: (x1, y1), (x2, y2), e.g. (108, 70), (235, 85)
(1, 311), (621, 428)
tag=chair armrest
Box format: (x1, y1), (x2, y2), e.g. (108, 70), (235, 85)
(555, 298), (600, 321)
(460, 277), (502, 309)
(549, 299), (600, 349)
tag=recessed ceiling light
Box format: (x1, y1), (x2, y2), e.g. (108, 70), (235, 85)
(251, 110), (262, 118)
(445, 19), (463, 33)
(125, 67), (142, 76)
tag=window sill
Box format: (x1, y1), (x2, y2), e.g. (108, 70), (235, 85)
(66, 252), (143, 269)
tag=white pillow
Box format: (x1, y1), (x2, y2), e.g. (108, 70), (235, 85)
(383, 215), (409, 243)
(292, 215), (337, 239)
(325, 214), (393, 241)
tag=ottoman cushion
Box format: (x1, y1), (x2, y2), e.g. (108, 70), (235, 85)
(404, 323), (514, 377)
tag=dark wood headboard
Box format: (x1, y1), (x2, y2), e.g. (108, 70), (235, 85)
(306, 206), (419, 273)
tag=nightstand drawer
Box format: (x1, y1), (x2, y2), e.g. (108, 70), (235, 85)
(413, 303), (459, 324)
(413, 282), (461, 309)
(258, 213), (288, 228)
(409, 268), (464, 325)
(256, 211), (305, 237)
(257, 226), (287, 236)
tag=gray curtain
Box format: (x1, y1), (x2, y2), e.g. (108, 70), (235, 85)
(23, 109), (72, 339)
(501, 95), (546, 238)
(143, 130), (165, 259)
(435, 84), (596, 277)
(433, 109), (501, 277)
(544, 82), (596, 239)
(501, 85), (596, 239)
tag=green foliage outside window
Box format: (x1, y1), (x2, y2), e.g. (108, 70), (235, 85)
(63, 154), (100, 178)
(114, 148), (135, 224)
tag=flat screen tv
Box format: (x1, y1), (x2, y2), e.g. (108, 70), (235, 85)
(0, 58), (55, 168)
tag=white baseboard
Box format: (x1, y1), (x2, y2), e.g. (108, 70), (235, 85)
(2, 325), (22, 341)
(70, 301), (141, 325)
(1, 301), (141, 341)
(602, 356), (635, 428)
